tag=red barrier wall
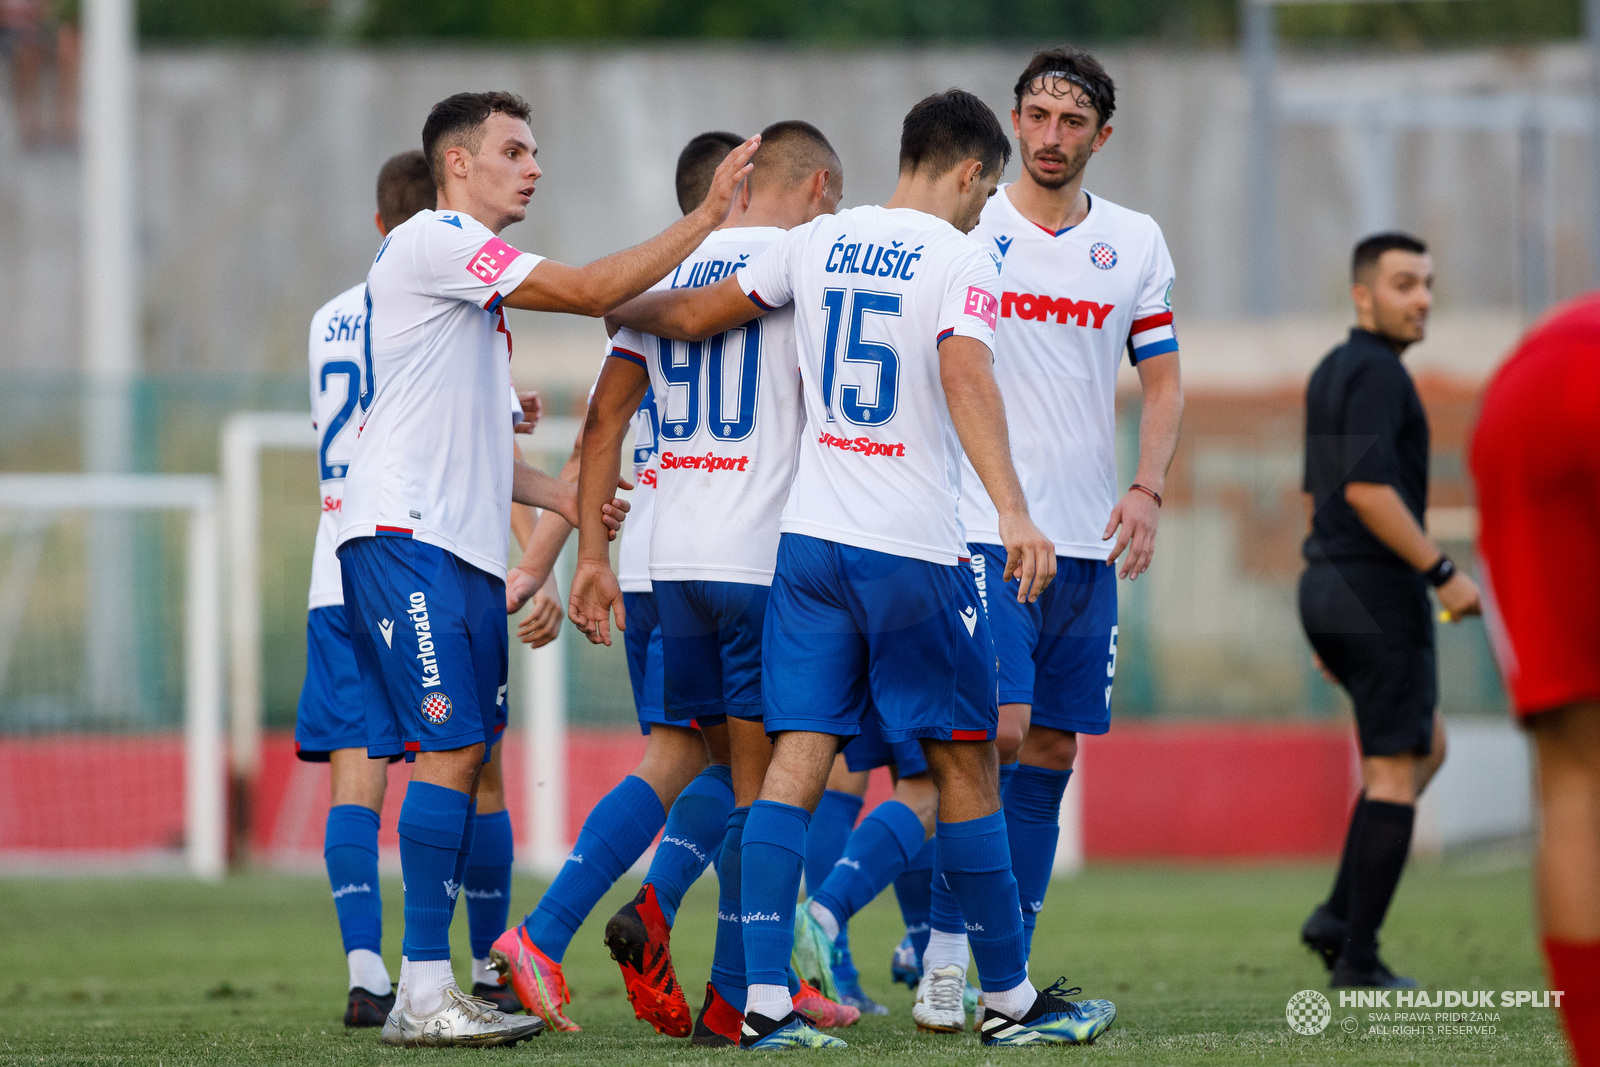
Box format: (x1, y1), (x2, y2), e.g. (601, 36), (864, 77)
(1080, 723), (1360, 859)
(0, 724), (1358, 863)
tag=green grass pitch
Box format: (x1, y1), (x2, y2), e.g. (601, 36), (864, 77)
(0, 860), (1567, 1065)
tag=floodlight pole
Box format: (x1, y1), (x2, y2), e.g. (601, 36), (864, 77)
(80, 0), (141, 724)
(1243, 0), (1278, 316)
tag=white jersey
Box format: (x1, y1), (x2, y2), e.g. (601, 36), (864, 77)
(613, 227), (802, 585)
(959, 186), (1177, 559)
(338, 209), (542, 577)
(737, 206), (1001, 565)
(305, 282), (369, 609)
(614, 377), (660, 594)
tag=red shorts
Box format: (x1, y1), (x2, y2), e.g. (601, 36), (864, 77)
(1470, 295), (1600, 717)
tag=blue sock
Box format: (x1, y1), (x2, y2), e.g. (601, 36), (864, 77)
(324, 804), (382, 955)
(938, 811), (1028, 991)
(449, 802), (477, 923)
(465, 809), (515, 961)
(894, 837), (935, 962)
(710, 807), (749, 1010)
(787, 964), (802, 996)
(833, 926), (860, 986)
(740, 799), (810, 989)
(804, 789), (864, 895)
(644, 763), (733, 927)
(1005, 765), (1071, 957)
(813, 799), (925, 926)
(930, 843), (964, 936)
(521, 774), (664, 962)
(926, 766), (1020, 941)
(397, 781), (471, 962)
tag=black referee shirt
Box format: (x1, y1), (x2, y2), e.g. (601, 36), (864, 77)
(1302, 327), (1430, 566)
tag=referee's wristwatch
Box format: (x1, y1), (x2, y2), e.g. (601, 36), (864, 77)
(1423, 555), (1456, 588)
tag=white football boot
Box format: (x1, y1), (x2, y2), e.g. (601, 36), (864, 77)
(911, 964), (968, 1033)
(380, 982), (545, 1047)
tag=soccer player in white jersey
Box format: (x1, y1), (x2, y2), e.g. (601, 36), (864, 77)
(491, 132), (762, 1037)
(336, 91), (757, 1047)
(584, 90), (1114, 1050)
(574, 121), (850, 1045)
(912, 49), (1187, 1030)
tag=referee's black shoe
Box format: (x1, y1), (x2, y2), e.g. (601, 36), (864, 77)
(1330, 955), (1419, 990)
(1300, 904), (1347, 971)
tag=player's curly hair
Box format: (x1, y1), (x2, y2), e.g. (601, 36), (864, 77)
(1014, 48), (1116, 128)
(421, 91), (533, 189)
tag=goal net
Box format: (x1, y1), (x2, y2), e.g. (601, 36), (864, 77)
(0, 474), (223, 877)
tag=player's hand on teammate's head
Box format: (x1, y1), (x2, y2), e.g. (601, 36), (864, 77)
(513, 390), (543, 434)
(519, 586), (564, 648)
(1437, 572), (1483, 623)
(695, 135), (760, 226)
(998, 511), (1057, 603)
(505, 564), (542, 614)
(1103, 488), (1160, 580)
(567, 557), (626, 646)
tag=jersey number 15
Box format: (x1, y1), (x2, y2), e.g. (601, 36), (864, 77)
(820, 288), (901, 427)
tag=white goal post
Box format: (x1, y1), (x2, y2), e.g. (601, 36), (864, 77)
(221, 411), (581, 873)
(0, 473), (225, 879)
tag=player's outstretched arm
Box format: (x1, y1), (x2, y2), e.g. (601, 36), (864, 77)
(1103, 350), (1183, 579)
(569, 357), (651, 646)
(507, 429), (583, 614)
(511, 461), (629, 535)
(606, 275), (767, 343)
(939, 334), (1056, 602)
(500, 136), (760, 317)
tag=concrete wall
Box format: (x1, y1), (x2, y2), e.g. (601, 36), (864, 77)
(0, 42), (1592, 386)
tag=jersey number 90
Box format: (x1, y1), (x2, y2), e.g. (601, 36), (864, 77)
(654, 320), (762, 442)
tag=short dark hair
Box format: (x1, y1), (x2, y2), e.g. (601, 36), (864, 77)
(421, 91), (532, 189)
(898, 89), (1011, 180)
(750, 120), (839, 195)
(675, 131), (744, 215)
(376, 150), (436, 231)
(1352, 231), (1428, 282)
(1014, 48), (1116, 128)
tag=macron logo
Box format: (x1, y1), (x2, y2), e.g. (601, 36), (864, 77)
(443, 879), (461, 901)
(378, 619), (394, 648)
(960, 605), (978, 637)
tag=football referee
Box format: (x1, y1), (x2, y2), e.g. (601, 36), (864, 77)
(1296, 232), (1482, 989)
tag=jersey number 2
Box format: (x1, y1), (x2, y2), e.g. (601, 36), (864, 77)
(319, 360), (361, 480)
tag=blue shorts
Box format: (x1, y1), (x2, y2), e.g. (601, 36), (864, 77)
(294, 605), (367, 760)
(623, 591), (669, 734)
(655, 580), (769, 727)
(841, 705), (930, 777)
(970, 544), (1118, 735)
(338, 536), (507, 761)
(763, 534), (997, 743)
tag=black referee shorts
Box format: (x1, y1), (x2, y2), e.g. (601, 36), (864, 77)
(1298, 560), (1436, 757)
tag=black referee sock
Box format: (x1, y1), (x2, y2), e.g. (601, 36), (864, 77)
(1342, 799), (1415, 968)
(1324, 796), (1366, 921)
